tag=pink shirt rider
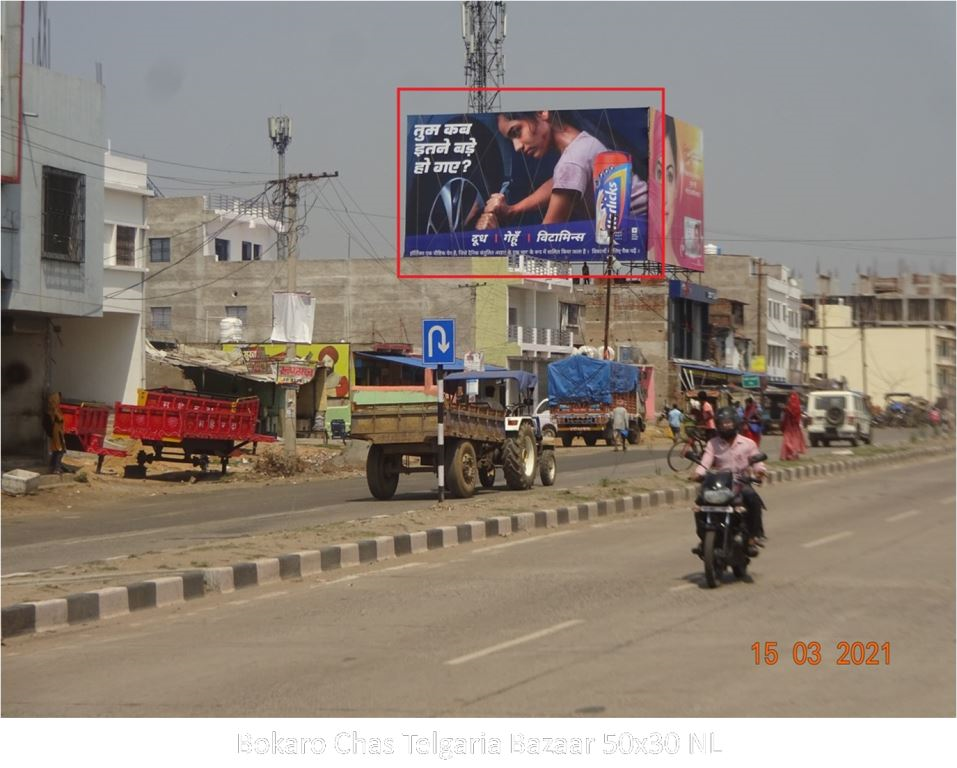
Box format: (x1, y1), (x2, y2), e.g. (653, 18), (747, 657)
(699, 401), (715, 431)
(695, 433), (767, 479)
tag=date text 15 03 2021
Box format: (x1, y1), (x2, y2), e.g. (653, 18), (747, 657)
(752, 641), (891, 666)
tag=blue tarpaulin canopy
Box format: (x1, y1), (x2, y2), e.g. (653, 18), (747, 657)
(547, 356), (638, 406)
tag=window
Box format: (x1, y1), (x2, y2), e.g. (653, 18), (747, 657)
(150, 306), (172, 330)
(215, 238), (230, 261)
(225, 305), (247, 324)
(560, 302), (581, 330)
(42, 166), (85, 262)
(115, 226), (136, 266)
(253, 243), (262, 261)
(242, 241), (253, 261)
(149, 237), (171, 262)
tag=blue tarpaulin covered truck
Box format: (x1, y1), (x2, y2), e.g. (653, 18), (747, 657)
(546, 356), (649, 447)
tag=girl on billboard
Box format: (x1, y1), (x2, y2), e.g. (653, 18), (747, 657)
(647, 112), (679, 265)
(476, 110), (647, 229)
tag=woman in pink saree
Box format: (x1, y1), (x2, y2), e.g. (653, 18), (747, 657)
(779, 392), (806, 460)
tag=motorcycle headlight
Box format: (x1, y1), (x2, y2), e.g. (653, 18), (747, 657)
(702, 488), (734, 505)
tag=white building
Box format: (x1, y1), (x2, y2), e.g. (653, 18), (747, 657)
(1, 15), (149, 458)
(763, 263), (803, 384)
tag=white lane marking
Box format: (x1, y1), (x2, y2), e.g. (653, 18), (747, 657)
(445, 619), (584, 666)
(669, 583), (697, 593)
(472, 531), (575, 555)
(310, 561), (424, 588)
(802, 531), (853, 549)
(250, 590), (289, 602)
(886, 509), (921, 523)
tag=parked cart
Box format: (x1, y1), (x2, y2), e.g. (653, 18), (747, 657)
(60, 400), (128, 474)
(113, 388), (276, 476)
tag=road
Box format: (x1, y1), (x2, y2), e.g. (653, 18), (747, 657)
(0, 428), (924, 575)
(3, 454), (953, 716)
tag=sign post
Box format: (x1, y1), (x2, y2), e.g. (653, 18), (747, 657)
(742, 374), (761, 389)
(423, 319), (456, 503)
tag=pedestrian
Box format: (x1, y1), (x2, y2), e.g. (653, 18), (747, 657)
(697, 390), (716, 440)
(779, 392), (807, 460)
(612, 403), (629, 451)
(667, 403), (683, 442)
(581, 262), (590, 285)
(743, 397), (763, 446)
(45, 391), (66, 474)
(928, 406), (941, 436)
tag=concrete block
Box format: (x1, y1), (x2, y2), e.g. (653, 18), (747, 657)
(181, 571), (206, 600)
(459, 522), (486, 542)
(596, 500), (609, 517)
(338, 543), (360, 568)
(485, 517), (511, 537)
(204, 567), (235, 593)
(67, 593), (100, 624)
(151, 576), (184, 606)
(2, 469), (41, 496)
(426, 526), (457, 549)
(294, 550), (323, 576)
(2, 604), (36, 638)
(33, 599), (68, 631)
(535, 510), (558, 528)
(510, 513), (535, 532)
(254, 559), (281, 585)
(394, 532), (428, 556)
(373, 535), (396, 560)
(557, 507), (571, 525)
(231, 563), (259, 589)
(95, 587), (130, 618)
(319, 546), (342, 570)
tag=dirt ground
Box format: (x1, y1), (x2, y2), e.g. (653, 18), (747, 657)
(0, 439), (366, 519)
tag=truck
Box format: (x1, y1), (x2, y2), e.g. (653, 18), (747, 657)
(545, 355), (651, 447)
(349, 370), (556, 500)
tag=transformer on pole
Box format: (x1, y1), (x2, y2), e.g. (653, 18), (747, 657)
(462, 1), (506, 113)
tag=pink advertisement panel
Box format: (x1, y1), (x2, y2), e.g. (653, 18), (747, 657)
(648, 109), (705, 272)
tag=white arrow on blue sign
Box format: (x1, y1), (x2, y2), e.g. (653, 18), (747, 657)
(422, 318), (455, 366)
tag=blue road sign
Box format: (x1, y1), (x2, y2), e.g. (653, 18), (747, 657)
(423, 318), (455, 366)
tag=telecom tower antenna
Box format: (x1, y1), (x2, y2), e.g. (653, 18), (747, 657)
(462, 1), (506, 113)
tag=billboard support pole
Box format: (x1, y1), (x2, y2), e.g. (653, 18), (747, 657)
(602, 213), (618, 360)
(436, 364), (445, 502)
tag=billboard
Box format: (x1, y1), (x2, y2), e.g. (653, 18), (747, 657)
(647, 109), (704, 271)
(402, 105), (704, 274)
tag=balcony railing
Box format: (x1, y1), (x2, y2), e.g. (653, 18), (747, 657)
(507, 325), (574, 349)
(204, 194), (282, 221)
(507, 253), (572, 279)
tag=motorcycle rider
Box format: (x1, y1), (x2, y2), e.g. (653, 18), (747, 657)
(691, 406), (767, 555)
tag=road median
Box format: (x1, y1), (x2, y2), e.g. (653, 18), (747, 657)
(3, 438), (951, 638)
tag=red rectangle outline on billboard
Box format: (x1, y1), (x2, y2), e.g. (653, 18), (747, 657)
(396, 86), (666, 282)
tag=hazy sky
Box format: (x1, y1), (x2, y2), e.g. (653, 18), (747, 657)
(27, 0), (956, 290)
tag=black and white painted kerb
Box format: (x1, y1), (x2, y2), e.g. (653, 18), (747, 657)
(1, 447), (943, 638)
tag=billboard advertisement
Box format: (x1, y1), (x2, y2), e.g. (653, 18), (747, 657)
(403, 107), (654, 267)
(647, 108), (704, 271)
(402, 105), (704, 273)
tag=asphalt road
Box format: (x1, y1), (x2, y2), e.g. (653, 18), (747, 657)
(3, 455), (953, 717)
(0, 428), (927, 575)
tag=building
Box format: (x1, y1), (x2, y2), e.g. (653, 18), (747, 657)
(703, 253), (804, 385)
(806, 272), (956, 409)
(2, 17), (148, 459)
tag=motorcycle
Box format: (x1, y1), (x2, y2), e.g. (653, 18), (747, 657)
(689, 451), (767, 588)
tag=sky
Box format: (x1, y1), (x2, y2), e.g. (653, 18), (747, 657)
(24, 0), (957, 291)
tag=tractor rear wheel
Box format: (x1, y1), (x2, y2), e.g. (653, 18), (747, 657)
(503, 423), (538, 490)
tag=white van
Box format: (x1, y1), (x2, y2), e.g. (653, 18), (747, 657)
(806, 390), (872, 447)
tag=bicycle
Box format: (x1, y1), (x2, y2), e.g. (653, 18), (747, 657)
(667, 427), (708, 473)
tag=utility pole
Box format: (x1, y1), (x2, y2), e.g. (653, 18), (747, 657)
(602, 213), (618, 359)
(268, 115), (340, 457)
(859, 299), (868, 396)
(755, 258), (763, 369)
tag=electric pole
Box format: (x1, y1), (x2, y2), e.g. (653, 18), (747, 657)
(462, 1), (506, 112)
(268, 116), (339, 457)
